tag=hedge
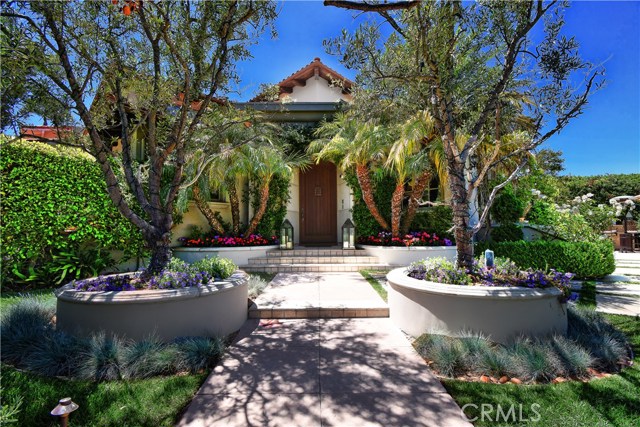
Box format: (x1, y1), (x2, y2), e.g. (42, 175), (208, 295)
(475, 240), (615, 279)
(0, 140), (144, 288)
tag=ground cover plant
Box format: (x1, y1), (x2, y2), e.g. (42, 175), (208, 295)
(442, 313), (640, 426)
(179, 233), (278, 248)
(406, 257), (575, 301)
(70, 257), (237, 292)
(358, 231), (453, 247)
(414, 306), (631, 384)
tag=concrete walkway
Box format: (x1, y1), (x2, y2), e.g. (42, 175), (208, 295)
(177, 317), (472, 426)
(589, 252), (640, 316)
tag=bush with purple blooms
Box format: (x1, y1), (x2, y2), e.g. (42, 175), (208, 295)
(407, 257), (575, 302)
(358, 231), (453, 247)
(71, 256), (237, 292)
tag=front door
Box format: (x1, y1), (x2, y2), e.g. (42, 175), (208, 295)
(300, 162), (337, 245)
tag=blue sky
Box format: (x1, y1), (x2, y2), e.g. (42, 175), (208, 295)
(234, 0), (640, 177)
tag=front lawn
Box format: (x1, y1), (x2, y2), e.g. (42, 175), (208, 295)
(444, 313), (640, 426)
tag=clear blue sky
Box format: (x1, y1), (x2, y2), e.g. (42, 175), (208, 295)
(234, 0), (640, 177)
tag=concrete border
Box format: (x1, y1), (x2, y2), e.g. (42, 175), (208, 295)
(173, 245), (279, 265)
(358, 245), (456, 265)
(56, 271), (248, 341)
(386, 268), (567, 343)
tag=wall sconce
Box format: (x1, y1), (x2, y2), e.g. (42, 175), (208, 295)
(280, 219), (294, 250)
(342, 218), (356, 249)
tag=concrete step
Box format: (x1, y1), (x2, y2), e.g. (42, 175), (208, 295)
(266, 249), (363, 257)
(241, 263), (391, 273)
(249, 306), (389, 319)
(248, 256), (379, 265)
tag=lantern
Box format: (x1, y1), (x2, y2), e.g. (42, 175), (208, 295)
(342, 219), (356, 249)
(484, 249), (495, 269)
(280, 219), (294, 250)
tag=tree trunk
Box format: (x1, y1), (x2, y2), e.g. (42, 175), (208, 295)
(449, 171), (474, 269)
(390, 182), (405, 238)
(144, 231), (172, 277)
(226, 178), (241, 236)
(355, 164), (389, 231)
(245, 182), (270, 236)
(401, 170), (431, 234)
(192, 186), (225, 235)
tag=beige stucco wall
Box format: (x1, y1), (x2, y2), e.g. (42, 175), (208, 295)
(171, 201), (232, 246)
(336, 170), (353, 243)
(284, 170), (301, 243)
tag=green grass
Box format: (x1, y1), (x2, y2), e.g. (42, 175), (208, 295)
(576, 281), (597, 309)
(1, 364), (206, 426)
(360, 270), (388, 302)
(443, 313), (640, 427)
(1, 288), (57, 311)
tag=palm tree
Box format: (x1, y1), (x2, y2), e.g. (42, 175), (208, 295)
(310, 112), (390, 231)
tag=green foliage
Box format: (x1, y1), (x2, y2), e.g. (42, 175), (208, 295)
(247, 275), (269, 299)
(560, 174), (640, 209)
(250, 173), (290, 237)
(490, 223), (524, 242)
(344, 168), (395, 237)
(191, 257), (237, 279)
(410, 205), (454, 238)
(122, 338), (179, 379)
(175, 337), (225, 373)
(490, 184), (525, 224)
(0, 298), (54, 365)
(79, 333), (125, 381)
(475, 240), (615, 279)
(0, 141), (144, 288)
(526, 200), (556, 225)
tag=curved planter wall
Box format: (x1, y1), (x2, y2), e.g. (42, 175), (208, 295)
(359, 245), (456, 266)
(56, 271), (248, 341)
(387, 268), (567, 344)
(172, 245), (278, 266)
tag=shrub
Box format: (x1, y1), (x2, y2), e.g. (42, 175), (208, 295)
(24, 331), (87, 378)
(180, 234), (278, 247)
(0, 140), (144, 288)
(507, 338), (562, 382)
(0, 299), (54, 365)
(175, 337), (225, 373)
(79, 332), (124, 381)
(358, 231), (453, 247)
(410, 205), (454, 238)
(490, 223), (523, 242)
(414, 334), (465, 378)
(475, 240), (615, 279)
(491, 184), (525, 224)
(122, 337), (178, 379)
(250, 173), (291, 238)
(550, 335), (593, 378)
(247, 275), (269, 299)
(191, 257), (237, 279)
(344, 169), (395, 237)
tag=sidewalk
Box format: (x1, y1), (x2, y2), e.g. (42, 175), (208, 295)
(177, 317), (472, 426)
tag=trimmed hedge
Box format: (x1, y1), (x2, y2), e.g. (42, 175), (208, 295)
(475, 240), (615, 279)
(0, 140), (144, 288)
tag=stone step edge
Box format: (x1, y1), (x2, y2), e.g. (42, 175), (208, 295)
(247, 257), (379, 264)
(249, 307), (389, 319)
(241, 264), (392, 272)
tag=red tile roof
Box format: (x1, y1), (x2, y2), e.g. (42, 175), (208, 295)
(20, 126), (76, 141)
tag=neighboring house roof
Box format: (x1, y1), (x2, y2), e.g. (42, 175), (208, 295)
(20, 125), (77, 142)
(250, 57), (354, 102)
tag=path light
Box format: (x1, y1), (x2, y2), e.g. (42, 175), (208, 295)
(280, 219), (294, 250)
(51, 397), (79, 427)
(342, 219), (356, 249)
(484, 249), (495, 269)
(624, 209), (633, 233)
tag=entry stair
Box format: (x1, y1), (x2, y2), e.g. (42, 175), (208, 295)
(241, 248), (390, 273)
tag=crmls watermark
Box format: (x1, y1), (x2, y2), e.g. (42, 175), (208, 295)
(461, 403), (542, 423)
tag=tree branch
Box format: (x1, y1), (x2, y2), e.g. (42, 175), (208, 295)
(324, 0), (421, 12)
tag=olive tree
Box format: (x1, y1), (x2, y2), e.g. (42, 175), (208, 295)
(324, 0), (604, 267)
(1, 0), (277, 275)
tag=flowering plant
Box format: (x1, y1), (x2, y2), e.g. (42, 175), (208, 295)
(358, 231), (453, 247)
(407, 257), (575, 302)
(180, 234), (278, 247)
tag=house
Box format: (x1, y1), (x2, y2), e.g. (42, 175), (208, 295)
(20, 125), (79, 143)
(173, 58), (357, 246)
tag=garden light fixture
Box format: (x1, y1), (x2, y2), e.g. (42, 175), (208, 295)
(51, 397), (79, 427)
(342, 219), (356, 249)
(484, 249), (495, 269)
(280, 219), (294, 250)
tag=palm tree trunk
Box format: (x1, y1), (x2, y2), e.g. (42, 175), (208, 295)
(391, 182), (405, 238)
(226, 178), (241, 236)
(192, 186), (225, 235)
(401, 170), (431, 234)
(355, 164), (389, 231)
(245, 182), (270, 236)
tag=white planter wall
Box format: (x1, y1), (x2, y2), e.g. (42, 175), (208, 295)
(386, 268), (567, 344)
(172, 245), (278, 266)
(359, 245), (457, 266)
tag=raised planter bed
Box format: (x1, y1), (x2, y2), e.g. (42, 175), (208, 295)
(172, 245), (279, 266)
(359, 245), (456, 266)
(386, 268), (567, 344)
(56, 270), (248, 341)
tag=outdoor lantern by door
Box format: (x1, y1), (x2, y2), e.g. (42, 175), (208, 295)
(280, 219), (294, 250)
(342, 219), (356, 249)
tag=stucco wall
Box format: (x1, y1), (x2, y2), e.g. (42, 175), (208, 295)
(285, 170), (301, 243)
(336, 170), (353, 243)
(171, 201), (232, 246)
(281, 76), (352, 103)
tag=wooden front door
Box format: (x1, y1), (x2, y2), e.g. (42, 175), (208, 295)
(300, 162), (337, 244)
